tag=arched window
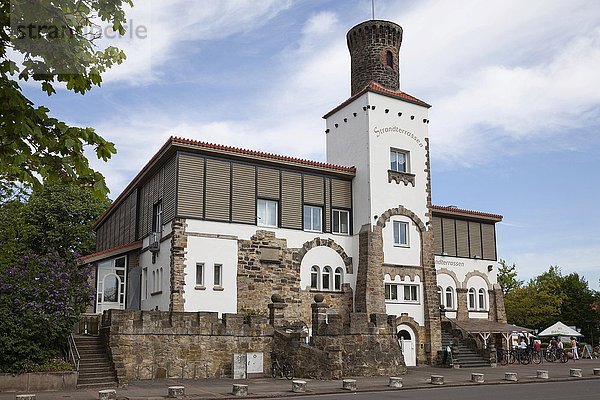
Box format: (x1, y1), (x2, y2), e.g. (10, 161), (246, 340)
(310, 266), (319, 290)
(437, 286), (443, 307)
(386, 51), (393, 67)
(478, 288), (486, 310)
(159, 267), (163, 291)
(468, 288), (476, 310)
(334, 267), (343, 291)
(445, 287), (454, 309)
(152, 270), (156, 293)
(322, 266), (332, 290)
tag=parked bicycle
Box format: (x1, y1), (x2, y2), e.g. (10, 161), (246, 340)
(544, 347), (568, 363)
(271, 352), (294, 380)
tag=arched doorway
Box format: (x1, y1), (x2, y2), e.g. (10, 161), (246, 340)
(397, 324), (416, 366)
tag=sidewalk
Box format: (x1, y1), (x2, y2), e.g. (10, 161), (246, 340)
(2, 359), (599, 399)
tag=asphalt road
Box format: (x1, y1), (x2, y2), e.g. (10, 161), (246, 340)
(288, 380), (600, 400)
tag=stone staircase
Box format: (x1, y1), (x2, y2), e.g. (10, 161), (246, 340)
(73, 335), (117, 388)
(441, 328), (490, 368)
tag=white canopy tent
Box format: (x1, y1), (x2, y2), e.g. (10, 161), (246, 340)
(538, 321), (583, 338)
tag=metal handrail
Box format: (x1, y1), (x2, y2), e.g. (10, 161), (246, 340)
(67, 333), (80, 372)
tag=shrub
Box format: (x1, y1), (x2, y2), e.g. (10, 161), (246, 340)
(0, 252), (93, 373)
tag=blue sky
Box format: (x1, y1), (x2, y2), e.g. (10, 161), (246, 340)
(22, 0), (600, 288)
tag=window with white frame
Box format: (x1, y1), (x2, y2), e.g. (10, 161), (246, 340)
(152, 200), (163, 234)
(478, 288), (486, 310)
(445, 287), (455, 309)
(257, 199), (278, 227)
(468, 287), (476, 310)
(385, 283), (420, 303)
(303, 205), (322, 232)
(310, 266), (319, 289)
(332, 209), (350, 235)
(309, 265), (343, 291)
(334, 267), (343, 291)
(403, 285), (419, 302)
(214, 263), (222, 287)
(322, 266), (332, 290)
(390, 149), (409, 173)
(393, 221), (409, 247)
(196, 263), (205, 287)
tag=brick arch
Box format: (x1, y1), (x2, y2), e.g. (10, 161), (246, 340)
(436, 268), (461, 289)
(464, 270), (492, 290)
(297, 237), (353, 273)
(375, 205), (428, 233)
(394, 314), (422, 346)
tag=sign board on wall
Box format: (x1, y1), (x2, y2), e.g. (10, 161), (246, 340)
(247, 352), (264, 375)
(232, 353), (247, 379)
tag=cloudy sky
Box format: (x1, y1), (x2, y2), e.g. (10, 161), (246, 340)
(22, 0), (600, 288)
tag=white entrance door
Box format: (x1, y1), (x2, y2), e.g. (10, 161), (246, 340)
(96, 256), (127, 314)
(397, 325), (416, 366)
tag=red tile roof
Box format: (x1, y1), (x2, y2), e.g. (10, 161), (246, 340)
(323, 81), (431, 119)
(431, 205), (503, 221)
(81, 241), (142, 263)
(171, 137), (356, 173)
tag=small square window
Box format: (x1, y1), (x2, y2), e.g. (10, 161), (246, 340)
(303, 205), (322, 232)
(332, 209), (350, 235)
(257, 199), (278, 227)
(390, 149), (409, 173)
(214, 264), (222, 287)
(393, 221), (409, 247)
(196, 263), (204, 286)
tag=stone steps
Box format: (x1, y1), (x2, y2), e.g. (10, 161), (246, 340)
(73, 335), (117, 388)
(441, 327), (490, 368)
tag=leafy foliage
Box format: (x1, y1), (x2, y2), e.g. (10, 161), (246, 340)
(0, 252), (94, 373)
(0, 183), (108, 372)
(503, 263), (600, 343)
(0, 0), (133, 196)
(497, 259), (522, 295)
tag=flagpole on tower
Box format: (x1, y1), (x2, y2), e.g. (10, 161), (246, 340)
(371, 0), (375, 20)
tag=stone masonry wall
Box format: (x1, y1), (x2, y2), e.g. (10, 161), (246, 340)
(237, 230), (354, 327)
(101, 310), (273, 384)
(169, 218), (187, 312)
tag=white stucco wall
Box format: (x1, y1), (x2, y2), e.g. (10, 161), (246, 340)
(382, 215), (421, 266)
(435, 256), (498, 287)
(184, 235), (238, 315)
(139, 223), (172, 311)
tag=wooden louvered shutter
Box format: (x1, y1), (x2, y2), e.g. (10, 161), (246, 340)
(257, 167), (280, 200)
(469, 221), (482, 258)
(442, 218), (456, 256)
(331, 179), (351, 208)
(177, 154), (204, 219)
(281, 171), (302, 229)
(205, 158), (231, 221)
(432, 216), (443, 255)
(231, 163), (256, 224)
(481, 223), (497, 260)
(455, 220), (469, 257)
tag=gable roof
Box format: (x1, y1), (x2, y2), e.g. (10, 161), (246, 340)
(323, 81), (431, 119)
(431, 205), (503, 222)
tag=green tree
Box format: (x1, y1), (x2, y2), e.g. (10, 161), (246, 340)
(497, 259), (522, 295)
(504, 279), (564, 329)
(1, 0), (133, 196)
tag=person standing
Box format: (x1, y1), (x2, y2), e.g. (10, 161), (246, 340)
(571, 337), (579, 360)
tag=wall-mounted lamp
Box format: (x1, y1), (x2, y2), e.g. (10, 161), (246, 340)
(487, 265), (494, 272)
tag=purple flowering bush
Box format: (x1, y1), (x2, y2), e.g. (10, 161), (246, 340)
(0, 252), (94, 373)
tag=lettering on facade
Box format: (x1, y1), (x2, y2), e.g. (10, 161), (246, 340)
(373, 126), (424, 148)
(435, 258), (465, 267)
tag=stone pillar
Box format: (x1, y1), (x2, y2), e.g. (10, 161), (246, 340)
(311, 294), (329, 336)
(170, 218), (187, 312)
(354, 224), (385, 315)
(492, 284), (507, 323)
(268, 294), (288, 328)
(456, 288), (468, 321)
(420, 220), (442, 365)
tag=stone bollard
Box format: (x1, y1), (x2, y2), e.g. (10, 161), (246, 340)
(570, 368), (582, 378)
(168, 386), (185, 398)
(537, 370), (549, 379)
(594, 368), (600, 376)
(232, 384), (248, 397)
(342, 379), (357, 391)
(388, 377), (403, 388)
(15, 395), (36, 400)
(430, 375), (444, 385)
(98, 389), (117, 400)
(292, 380), (307, 393)
(471, 373), (484, 383)
(504, 372), (518, 382)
